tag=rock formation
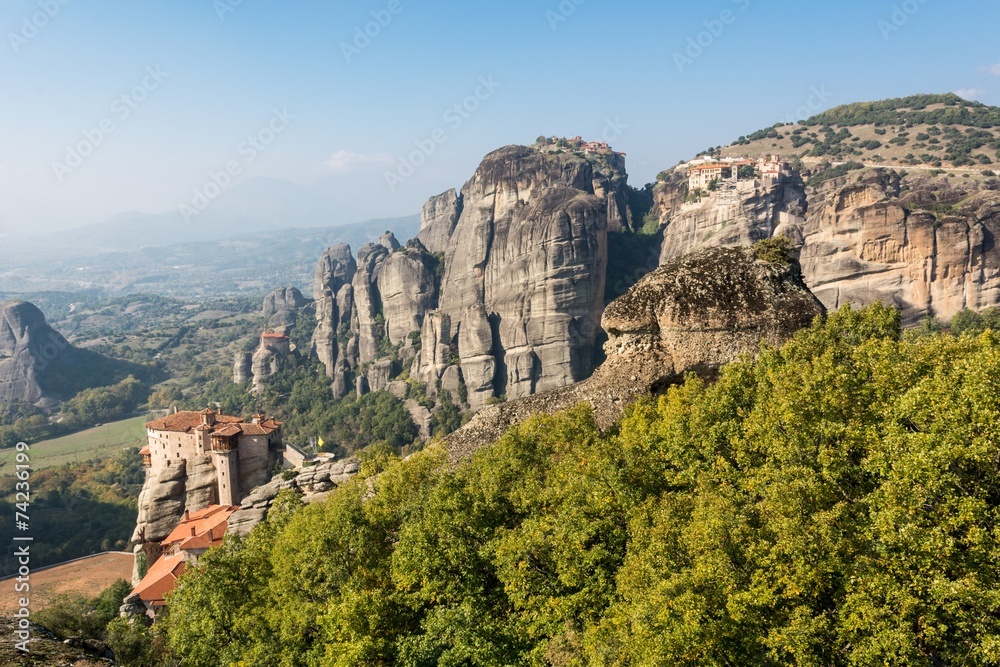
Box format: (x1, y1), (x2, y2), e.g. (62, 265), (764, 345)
(446, 245), (825, 461)
(311, 243), (358, 398)
(0, 301), (77, 408)
(228, 458), (361, 536)
(310, 144), (634, 413)
(654, 165), (1000, 325)
(250, 336), (287, 393)
(377, 239), (438, 346)
(657, 170), (807, 264)
(263, 286), (308, 317)
(233, 351), (252, 384)
(795, 170), (1000, 324)
(418, 188), (462, 253)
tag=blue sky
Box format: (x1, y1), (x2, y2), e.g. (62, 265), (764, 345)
(1, 0), (998, 235)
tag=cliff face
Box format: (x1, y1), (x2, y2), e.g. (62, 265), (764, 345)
(656, 172), (807, 264)
(417, 188), (462, 254)
(423, 145), (622, 409)
(263, 286), (309, 331)
(655, 167), (1000, 325)
(312, 144), (633, 411)
(0, 301), (74, 408)
(796, 170), (1000, 324)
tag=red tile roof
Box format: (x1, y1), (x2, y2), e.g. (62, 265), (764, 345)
(145, 411), (279, 435)
(133, 552), (185, 606)
(213, 425), (241, 438)
(163, 505), (238, 552)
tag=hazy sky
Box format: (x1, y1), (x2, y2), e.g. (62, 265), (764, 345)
(2, 0), (998, 236)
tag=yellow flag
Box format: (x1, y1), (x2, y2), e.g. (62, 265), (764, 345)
(317, 437), (325, 449)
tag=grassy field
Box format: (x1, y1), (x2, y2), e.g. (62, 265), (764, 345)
(0, 415), (148, 473)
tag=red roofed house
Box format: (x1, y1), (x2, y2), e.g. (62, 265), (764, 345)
(132, 505), (238, 615)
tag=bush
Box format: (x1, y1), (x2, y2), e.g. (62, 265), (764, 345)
(31, 579), (132, 641)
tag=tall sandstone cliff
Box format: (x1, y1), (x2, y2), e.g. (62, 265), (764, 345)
(654, 166), (1000, 325)
(312, 145), (636, 410)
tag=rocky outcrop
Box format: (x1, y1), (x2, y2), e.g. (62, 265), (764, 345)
(446, 246), (824, 461)
(228, 458), (361, 536)
(251, 343), (283, 392)
(655, 165), (1000, 325)
(418, 188), (463, 253)
(377, 239), (438, 345)
(312, 243), (358, 398)
(233, 351), (252, 384)
(353, 242), (390, 365)
(263, 286), (308, 318)
(133, 461), (187, 543)
(424, 146), (623, 407)
(184, 454), (219, 509)
(0, 301), (75, 408)
(0, 616), (113, 665)
(794, 170), (1000, 324)
(657, 172), (807, 263)
(311, 145), (635, 415)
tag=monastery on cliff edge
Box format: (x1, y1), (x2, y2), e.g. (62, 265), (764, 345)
(130, 409), (284, 615)
(141, 408), (284, 507)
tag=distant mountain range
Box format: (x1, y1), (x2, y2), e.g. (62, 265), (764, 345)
(1, 214), (420, 299)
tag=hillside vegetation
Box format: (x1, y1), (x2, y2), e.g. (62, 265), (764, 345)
(155, 304), (1000, 666)
(0, 448), (143, 576)
(721, 94), (1000, 169)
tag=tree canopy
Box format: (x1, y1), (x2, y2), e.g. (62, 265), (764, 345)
(164, 304), (1000, 666)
